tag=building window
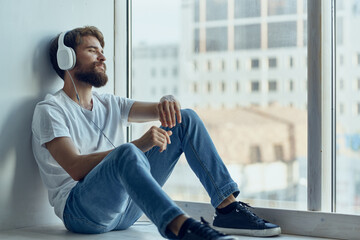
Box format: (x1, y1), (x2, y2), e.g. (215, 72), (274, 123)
(236, 81), (240, 93)
(268, 0), (297, 16)
(207, 82), (212, 93)
(268, 21), (297, 48)
(268, 57), (277, 68)
(358, 103), (360, 115)
(206, 27), (228, 52)
(235, 24), (261, 50)
(339, 103), (344, 115)
(250, 145), (262, 163)
(234, 0), (261, 18)
(268, 80), (278, 92)
(194, 0), (199, 22)
(193, 61), (198, 71)
(194, 28), (200, 53)
(251, 81), (260, 92)
(274, 144), (284, 161)
(357, 53), (360, 66)
(357, 78), (360, 90)
(207, 60), (212, 71)
(206, 0), (228, 21)
(236, 59), (240, 70)
(173, 67), (178, 76)
(251, 59), (260, 69)
(193, 82), (198, 93)
(221, 81), (226, 93)
(289, 56), (294, 68)
(221, 60), (226, 71)
(289, 80), (294, 91)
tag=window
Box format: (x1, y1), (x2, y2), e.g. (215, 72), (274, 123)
(268, 57), (277, 68)
(236, 59), (240, 70)
(268, 80), (277, 92)
(235, 24), (261, 49)
(251, 58), (260, 69)
(268, 21), (297, 48)
(207, 60), (212, 71)
(221, 60), (226, 71)
(235, 0), (261, 18)
(274, 145), (284, 161)
(207, 81), (212, 93)
(194, 28), (200, 53)
(289, 79), (294, 91)
(268, 0), (297, 16)
(132, 0), (307, 213)
(236, 81), (240, 93)
(127, 2), (360, 237)
(250, 145), (262, 163)
(221, 81), (226, 92)
(206, 0), (227, 21)
(251, 81), (260, 92)
(289, 56), (294, 67)
(193, 82), (198, 93)
(193, 61), (198, 71)
(206, 27), (228, 52)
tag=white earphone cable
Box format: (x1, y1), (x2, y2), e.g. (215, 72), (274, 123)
(66, 70), (116, 148)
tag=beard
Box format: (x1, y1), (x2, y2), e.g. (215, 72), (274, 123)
(74, 62), (108, 88)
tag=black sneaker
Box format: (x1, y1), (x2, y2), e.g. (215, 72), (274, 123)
(180, 217), (236, 240)
(213, 201), (281, 237)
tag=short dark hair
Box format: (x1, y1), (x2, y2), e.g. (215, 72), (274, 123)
(49, 26), (105, 79)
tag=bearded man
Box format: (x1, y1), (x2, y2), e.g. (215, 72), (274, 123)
(31, 26), (281, 240)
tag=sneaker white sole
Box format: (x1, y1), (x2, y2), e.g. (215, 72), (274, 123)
(213, 226), (281, 237)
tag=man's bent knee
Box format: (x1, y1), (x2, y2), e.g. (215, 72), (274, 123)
(112, 143), (150, 171)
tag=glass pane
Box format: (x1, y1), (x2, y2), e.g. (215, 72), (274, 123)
(132, 0), (307, 210)
(336, 0), (360, 214)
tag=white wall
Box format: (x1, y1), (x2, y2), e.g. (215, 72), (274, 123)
(0, 0), (115, 230)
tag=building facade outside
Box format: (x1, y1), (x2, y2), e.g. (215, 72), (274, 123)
(131, 0), (360, 213)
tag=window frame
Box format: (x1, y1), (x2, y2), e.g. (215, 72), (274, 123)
(115, 0), (360, 238)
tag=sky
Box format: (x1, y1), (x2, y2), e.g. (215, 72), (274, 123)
(132, 0), (181, 46)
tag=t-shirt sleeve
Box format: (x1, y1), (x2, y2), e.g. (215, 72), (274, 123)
(32, 102), (71, 147)
(116, 96), (135, 126)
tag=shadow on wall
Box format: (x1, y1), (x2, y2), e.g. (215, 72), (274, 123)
(0, 35), (62, 229)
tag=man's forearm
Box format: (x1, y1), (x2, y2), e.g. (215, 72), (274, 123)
(128, 102), (159, 123)
(72, 149), (113, 181)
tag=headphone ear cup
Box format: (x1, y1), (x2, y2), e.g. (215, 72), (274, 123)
(69, 47), (76, 69)
(57, 31), (76, 70)
(57, 47), (75, 70)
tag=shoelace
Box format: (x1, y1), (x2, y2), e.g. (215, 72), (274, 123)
(237, 201), (265, 224)
(189, 217), (227, 239)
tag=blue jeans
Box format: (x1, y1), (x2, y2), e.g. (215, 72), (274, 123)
(63, 109), (239, 238)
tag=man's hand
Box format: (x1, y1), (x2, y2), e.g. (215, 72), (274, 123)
(158, 95), (181, 128)
(131, 126), (173, 153)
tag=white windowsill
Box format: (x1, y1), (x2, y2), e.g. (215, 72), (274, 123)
(175, 201), (360, 240)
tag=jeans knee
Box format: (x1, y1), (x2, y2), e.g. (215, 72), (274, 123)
(112, 143), (150, 171)
(181, 108), (200, 124)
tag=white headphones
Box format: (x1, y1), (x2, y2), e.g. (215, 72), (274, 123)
(57, 31), (76, 70)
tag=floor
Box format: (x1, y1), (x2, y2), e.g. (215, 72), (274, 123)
(0, 221), (335, 240)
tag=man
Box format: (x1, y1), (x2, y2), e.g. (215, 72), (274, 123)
(32, 26), (281, 239)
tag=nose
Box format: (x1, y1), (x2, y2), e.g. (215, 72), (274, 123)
(98, 52), (106, 62)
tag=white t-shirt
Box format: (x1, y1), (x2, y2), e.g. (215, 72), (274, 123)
(31, 90), (135, 221)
